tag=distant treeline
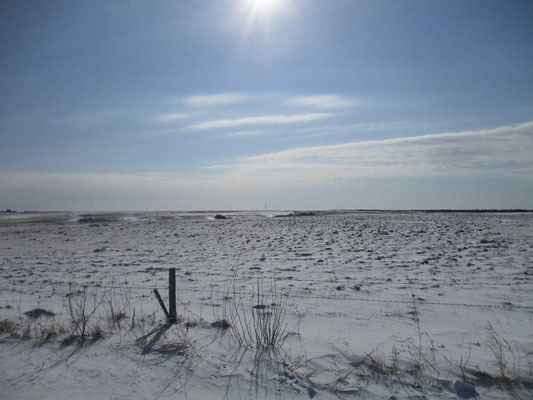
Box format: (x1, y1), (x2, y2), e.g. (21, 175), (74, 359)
(351, 209), (532, 213)
(2, 209), (532, 214)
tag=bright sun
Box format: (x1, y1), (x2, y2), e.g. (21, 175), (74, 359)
(247, 0), (284, 18)
(237, 0), (290, 38)
(250, 0), (280, 10)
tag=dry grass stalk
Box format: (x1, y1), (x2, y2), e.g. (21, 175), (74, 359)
(67, 284), (105, 344)
(224, 276), (289, 350)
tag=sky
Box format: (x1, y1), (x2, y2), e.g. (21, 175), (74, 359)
(1, 0), (532, 211)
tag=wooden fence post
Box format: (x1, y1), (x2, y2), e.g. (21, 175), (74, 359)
(169, 268), (177, 324)
(153, 289), (170, 322)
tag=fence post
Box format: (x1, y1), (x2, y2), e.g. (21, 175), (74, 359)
(153, 289), (170, 322)
(169, 268), (177, 324)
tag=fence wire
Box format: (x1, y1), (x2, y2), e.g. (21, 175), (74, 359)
(4, 279), (531, 311)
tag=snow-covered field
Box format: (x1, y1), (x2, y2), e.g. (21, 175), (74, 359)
(0, 211), (532, 399)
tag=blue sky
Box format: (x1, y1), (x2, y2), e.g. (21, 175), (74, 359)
(1, 0), (532, 210)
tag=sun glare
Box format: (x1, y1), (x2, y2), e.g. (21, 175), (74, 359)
(244, 0), (285, 22)
(234, 0), (290, 43)
(249, 0), (281, 12)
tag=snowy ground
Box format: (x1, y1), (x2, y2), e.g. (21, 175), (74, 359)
(0, 211), (532, 399)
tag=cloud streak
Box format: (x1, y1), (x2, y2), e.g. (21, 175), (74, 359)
(184, 93), (249, 108)
(154, 113), (189, 123)
(190, 112), (334, 130)
(218, 130), (265, 138)
(206, 122), (533, 182)
(286, 94), (356, 109)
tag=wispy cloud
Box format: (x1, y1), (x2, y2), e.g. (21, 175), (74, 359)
(205, 122), (533, 181)
(154, 113), (189, 123)
(219, 130), (265, 138)
(347, 122), (402, 131)
(184, 93), (249, 108)
(190, 112), (334, 130)
(286, 94), (356, 109)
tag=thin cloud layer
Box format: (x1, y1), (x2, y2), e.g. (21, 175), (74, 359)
(190, 112), (334, 130)
(2, 122), (531, 210)
(206, 122), (533, 182)
(155, 113), (189, 123)
(184, 93), (249, 108)
(286, 95), (356, 109)
(219, 130), (265, 138)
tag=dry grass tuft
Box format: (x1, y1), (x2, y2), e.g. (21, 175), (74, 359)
(67, 284), (105, 344)
(224, 276), (289, 350)
(211, 319), (231, 329)
(0, 319), (18, 337)
(90, 325), (106, 340)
